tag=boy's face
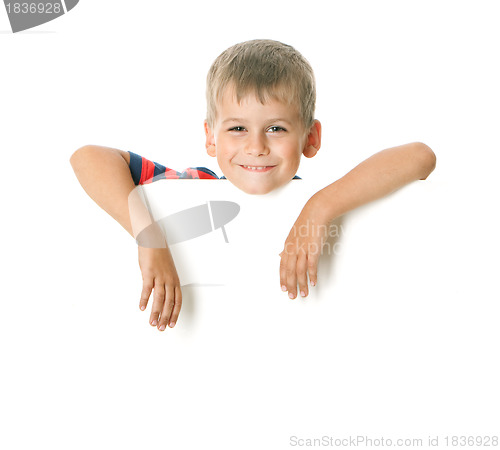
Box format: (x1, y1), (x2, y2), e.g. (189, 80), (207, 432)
(204, 86), (321, 194)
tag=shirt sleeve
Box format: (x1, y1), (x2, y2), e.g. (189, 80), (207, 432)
(127, 151), (219, 184)
(128, 151), (171, 185)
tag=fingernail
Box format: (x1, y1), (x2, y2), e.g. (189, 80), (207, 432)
(169, 322), (175, 328)
(288, 292), (295, 299)
(281, 285), (287, 292)
(159, 324), (166, 331)
(140, 305), (145, 311)
(300, 291), (306, 297)
(311, 281), (316, 287)
(152, 320), (157, 326)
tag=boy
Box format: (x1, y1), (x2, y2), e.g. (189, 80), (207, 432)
(70, 39), (436, 332)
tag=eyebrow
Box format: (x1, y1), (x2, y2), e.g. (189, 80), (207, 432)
(221, 118), (292, 125)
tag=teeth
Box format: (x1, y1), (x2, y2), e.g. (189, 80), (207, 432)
(243, 165), (268, 170)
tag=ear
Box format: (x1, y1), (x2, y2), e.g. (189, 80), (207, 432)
(302, 120), (322, 158)
(204, 120), (216, 157)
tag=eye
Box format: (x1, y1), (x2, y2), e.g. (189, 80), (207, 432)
(228, 126), (246, 132)
(267, 126), (286, 133)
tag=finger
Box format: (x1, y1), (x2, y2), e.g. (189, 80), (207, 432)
(158, 285), (175, 331)
(139, 278), (154, 311)
(285, 253), (298, 299)
(307, 253), (319, 287)
(149, 281), (165, 327)
(168, 286), (182, 328)
(296, 254), (308, 298)
(279, 252), (288, 292)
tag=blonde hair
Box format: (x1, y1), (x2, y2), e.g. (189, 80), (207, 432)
(206, 39), (316, 130)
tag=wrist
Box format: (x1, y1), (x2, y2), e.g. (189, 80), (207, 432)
(136, 221), (168, 248)
(307, 189), (338, 224)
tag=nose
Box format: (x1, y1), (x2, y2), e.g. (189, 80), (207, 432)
(244, 131), (270, 156)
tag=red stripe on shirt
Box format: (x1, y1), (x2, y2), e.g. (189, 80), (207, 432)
(140, 157), (156, 184)
(197, 170), (218, 179)
(164, 169), (180, 179)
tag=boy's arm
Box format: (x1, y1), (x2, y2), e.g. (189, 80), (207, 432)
(279, 142), (437, 299)
(69, 145), (181, 330)
(70, 145), (136, 235)
(312, 141), (436, 220)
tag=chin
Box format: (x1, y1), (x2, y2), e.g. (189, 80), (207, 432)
(234, 180), (276, 195)
(244, 186), (274, 195)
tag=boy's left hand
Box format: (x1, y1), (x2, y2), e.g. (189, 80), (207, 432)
(279, 195), (330, 299)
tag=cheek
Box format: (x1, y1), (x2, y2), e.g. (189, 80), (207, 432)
(216, 145), (234, 167)
(279, 142), (302, 165)
(218, 136), (241, 157)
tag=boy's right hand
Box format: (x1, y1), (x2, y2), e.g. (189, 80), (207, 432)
(138, 246), (182, 331)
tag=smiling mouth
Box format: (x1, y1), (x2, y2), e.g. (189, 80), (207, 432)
(240, 165), (276, 172)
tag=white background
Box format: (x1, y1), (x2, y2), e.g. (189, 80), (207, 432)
(1, 1), (499, 449)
